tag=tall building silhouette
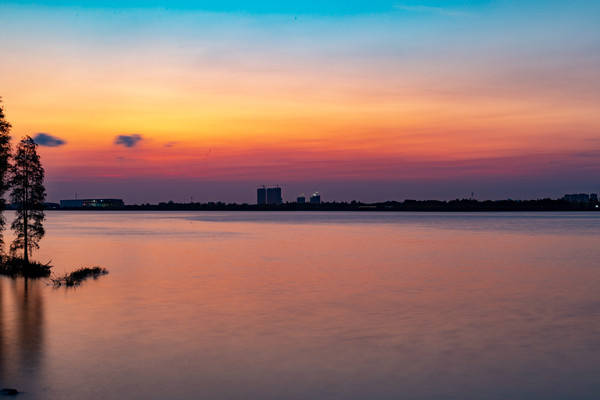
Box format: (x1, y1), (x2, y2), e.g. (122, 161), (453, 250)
(266, 187), (282, 205)
(257, 187), (266, 205)
(257, 186), (282, 205)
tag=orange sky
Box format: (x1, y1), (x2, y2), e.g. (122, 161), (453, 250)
(1, 2), (599, 202)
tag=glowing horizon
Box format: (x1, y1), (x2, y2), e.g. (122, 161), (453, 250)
(1, 1), (599, 203)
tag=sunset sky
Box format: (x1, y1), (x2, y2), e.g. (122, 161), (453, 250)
(1, 0), (599, 203)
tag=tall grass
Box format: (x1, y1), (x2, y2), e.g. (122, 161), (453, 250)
(51, 266), (109, 287)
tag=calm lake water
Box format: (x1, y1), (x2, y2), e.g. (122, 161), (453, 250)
(1, 211), (599, 399)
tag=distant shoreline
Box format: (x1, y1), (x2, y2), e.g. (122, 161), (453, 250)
(41, 199), (600, 212)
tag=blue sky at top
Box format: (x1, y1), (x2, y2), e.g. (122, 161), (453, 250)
(3, 0), (489, 14)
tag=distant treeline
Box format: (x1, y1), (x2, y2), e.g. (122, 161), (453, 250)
(55, 198), (599, 212)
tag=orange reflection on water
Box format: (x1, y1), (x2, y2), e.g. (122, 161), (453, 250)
(1, 212), (600, 399)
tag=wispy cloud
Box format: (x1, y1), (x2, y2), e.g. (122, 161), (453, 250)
(394, 4), (472, 17)
(34, 132), (66, 147)
(114, 134), (143, 148)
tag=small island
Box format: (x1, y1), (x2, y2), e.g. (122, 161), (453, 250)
(0, 101), (108, 284)
(0, 131), (49, 277)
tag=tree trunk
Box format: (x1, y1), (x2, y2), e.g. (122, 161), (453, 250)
(24, 165), (29, 265)
(23, 208), (28, 265)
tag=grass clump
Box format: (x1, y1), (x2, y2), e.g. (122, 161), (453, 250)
(51, 266), (108, 287)
(0, 256), (52, 278)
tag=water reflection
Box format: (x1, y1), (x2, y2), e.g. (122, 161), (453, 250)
(2, 212), (600, 399)
(0, 277), (45, 386)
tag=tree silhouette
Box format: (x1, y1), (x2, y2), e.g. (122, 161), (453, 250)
(10, 136), (46, 265)
(0, 99), (12, 254)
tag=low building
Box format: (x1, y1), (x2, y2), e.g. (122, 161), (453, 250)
(297, 194), (306, 204)
(60, 199), (125, 208)
(310, 192), (321, 204)
(563, 193), (591, 203)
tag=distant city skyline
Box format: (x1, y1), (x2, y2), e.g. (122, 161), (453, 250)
(46, 178), (600, 205)
(1, 1), (599, 203)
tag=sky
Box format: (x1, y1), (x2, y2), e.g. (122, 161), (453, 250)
(0, 0), (599, 203)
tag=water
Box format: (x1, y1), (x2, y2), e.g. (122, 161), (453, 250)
(1, 211), (599, 399)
